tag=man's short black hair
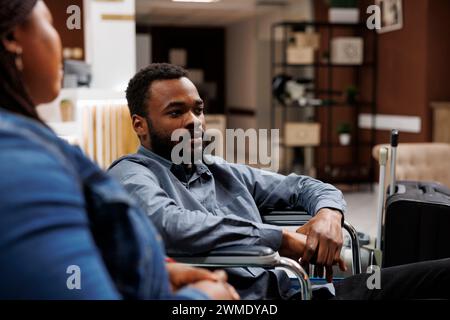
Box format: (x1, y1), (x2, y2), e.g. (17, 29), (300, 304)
(126, 63), (188, 117)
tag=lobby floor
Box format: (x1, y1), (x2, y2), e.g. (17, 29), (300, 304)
(343, 189), (379, 240)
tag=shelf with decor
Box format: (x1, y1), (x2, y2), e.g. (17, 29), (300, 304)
(270, 20), (377, 185)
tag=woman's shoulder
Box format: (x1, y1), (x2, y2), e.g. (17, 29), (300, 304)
(0, 108), (86, 173)
(0, 109), (82, 194)
(0, 110), (88, 246)
(0, 108), (63, 150)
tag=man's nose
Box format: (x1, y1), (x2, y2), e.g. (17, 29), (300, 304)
(184, 112), (202, 133)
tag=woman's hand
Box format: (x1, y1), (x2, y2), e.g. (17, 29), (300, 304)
(166, 263), (239, 300)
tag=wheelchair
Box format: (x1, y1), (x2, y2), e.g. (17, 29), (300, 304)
(171, 209), (362, 300)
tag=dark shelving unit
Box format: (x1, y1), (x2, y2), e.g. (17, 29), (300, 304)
(270, 21), (377, 185)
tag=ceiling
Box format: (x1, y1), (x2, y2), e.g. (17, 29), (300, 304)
(135, 0), (290, 26)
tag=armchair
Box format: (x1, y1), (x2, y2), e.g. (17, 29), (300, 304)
(372, 143), (450, 189)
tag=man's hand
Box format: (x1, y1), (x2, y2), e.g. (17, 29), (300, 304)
(166, 263), (240, 300)
(279, 229), (307, 260)
(296, 208), (346, 282)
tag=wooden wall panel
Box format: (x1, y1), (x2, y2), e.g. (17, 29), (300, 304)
(44, 0), (85, 60)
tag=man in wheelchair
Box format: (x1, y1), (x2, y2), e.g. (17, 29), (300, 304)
(109, 63), (450, 300)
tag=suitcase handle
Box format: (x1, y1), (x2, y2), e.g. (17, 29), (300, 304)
(390, 129), (399, 147)
(393, 183), (434, 195)
(389, 129), (399, 196)
(394, 182), (450, 196)
(395, 184), (406, 194)
(419, 184), (435, 194)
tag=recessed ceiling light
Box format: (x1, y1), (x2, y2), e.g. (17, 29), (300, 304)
(172, 0), (221, 3)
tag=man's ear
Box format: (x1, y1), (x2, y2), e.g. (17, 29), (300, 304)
(132, 114), (148, 138)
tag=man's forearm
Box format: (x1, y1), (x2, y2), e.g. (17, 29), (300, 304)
(148, 202), (284, 254)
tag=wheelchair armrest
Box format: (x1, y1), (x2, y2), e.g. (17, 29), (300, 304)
(261, 210), (362, 275)
(170, 245), (312, 300)
(261, 210), (310, 226)
(171, 245), (278, 266)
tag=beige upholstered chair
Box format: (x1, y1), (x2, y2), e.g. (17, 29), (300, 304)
(372, 143), (450, 188)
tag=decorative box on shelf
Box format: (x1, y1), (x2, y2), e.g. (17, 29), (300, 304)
(286, 31), (320, 65)
(284, 122), (321, 147)
(329, 8), (360, 24)
(287, 47), (315, 65)
(328, 0), (360, 23)
(293, 32), (320, 49)
(331, 37), (364, 65)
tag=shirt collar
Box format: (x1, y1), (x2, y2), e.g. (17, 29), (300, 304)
(137, 145), (212, 180)
(138, 145), (173, 169)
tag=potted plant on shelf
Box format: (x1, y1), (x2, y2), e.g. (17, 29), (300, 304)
(326, 0), (360, 24)
(60, 99), (74, 122)
(337, 122), (352, 146)
(345, 85), (359, 105)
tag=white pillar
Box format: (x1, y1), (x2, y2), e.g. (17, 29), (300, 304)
(83, 0), (136, 90)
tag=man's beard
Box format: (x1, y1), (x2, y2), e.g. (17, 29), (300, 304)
(146, 118), (205, 164)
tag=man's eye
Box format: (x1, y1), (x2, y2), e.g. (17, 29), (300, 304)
(169, 110), (182, 117)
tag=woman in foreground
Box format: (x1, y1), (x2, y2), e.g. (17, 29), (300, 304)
(0, 0), (238, 300)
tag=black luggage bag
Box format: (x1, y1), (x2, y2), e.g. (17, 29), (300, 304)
(376, 130), (450, 268)
(382, 181), (450, 267)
